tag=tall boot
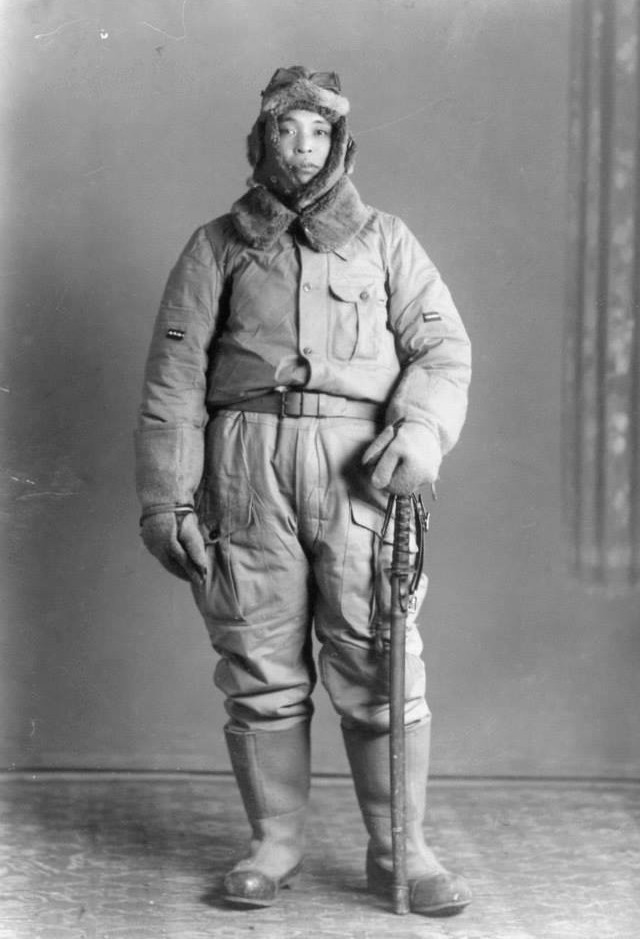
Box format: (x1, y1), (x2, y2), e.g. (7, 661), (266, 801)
(223, 722), (310, 907)
(342, 720), (471, 916)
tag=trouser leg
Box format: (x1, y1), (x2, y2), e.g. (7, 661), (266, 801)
(191, 411), (316, 729)
(311, 419), (429, 732)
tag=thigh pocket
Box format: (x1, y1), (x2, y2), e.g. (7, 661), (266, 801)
(193, 492), (254, 625)
(339, 496), (394, 632)
(343, 495), (422, 634)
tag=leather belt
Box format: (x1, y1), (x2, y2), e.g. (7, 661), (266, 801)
(213, 388), (383, 420)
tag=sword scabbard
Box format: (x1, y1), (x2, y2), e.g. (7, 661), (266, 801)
(388, 493), (413, 915)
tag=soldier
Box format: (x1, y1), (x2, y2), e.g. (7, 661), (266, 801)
(135, 66), (472, 916)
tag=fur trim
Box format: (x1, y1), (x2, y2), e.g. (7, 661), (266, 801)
(230, 185), (296, 250)
(231, 177), (370, 253)
(261, 77), (349, 119)
(298, 176), (370, 251)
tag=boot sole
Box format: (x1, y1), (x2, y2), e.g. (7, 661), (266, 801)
(223, 867), (301, 908)
(367, 855), (472, 917)
(366, 875), (471, 917)
(411, 899), (471, 917)
(367, 884), (471, 917)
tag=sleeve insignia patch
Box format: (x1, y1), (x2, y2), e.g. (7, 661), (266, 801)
(166, 328), (186, 341)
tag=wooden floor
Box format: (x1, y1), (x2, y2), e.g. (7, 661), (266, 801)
(0, 774), (639, 939)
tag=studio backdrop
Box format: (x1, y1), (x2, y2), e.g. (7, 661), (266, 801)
(2, 0), (639, 777)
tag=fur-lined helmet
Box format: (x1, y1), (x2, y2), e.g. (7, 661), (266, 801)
(247, 66), (356, 204)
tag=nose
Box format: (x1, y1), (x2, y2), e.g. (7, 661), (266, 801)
(295, 133), (313, 153)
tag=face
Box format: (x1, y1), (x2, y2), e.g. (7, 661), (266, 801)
(277, 109), (332, 185)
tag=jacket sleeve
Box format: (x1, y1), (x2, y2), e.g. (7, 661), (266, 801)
(384, 215), (471, 456)
(134, 225), (222, 515)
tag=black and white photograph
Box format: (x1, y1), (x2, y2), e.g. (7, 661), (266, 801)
(1, 1), (639, 937)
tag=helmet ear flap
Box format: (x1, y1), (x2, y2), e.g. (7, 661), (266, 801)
(246, 120), (263, 168)
(344, 136), (357, 175)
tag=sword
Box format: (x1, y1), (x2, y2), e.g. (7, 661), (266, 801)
(382, 491), (430, 915)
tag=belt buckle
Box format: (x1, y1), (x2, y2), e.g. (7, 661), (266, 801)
(274, 387), (319, 418)
(274, 385), (302, 418)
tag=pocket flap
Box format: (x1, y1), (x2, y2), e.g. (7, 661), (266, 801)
(349, 495), (393, 541)
(329, 281), (377, 303)
(200, 494), (253, 541)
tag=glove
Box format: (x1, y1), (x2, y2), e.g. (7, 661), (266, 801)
(362, 421), (442, 495)
(140, 510), (209, 584)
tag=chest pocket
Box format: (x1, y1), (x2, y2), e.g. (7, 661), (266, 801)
(328, 280), (387, 362)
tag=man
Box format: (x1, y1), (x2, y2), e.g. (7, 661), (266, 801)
(136, 66), (472, 916)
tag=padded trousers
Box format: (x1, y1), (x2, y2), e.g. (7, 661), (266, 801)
(191, 409), (430, 732)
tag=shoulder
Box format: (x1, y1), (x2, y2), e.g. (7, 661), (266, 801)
(354, 206), (427, 271)
(179, 213), (242, 273)
(358, 206), (417, 247)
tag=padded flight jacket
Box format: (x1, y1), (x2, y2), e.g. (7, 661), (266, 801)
(135, 207), (471, 514)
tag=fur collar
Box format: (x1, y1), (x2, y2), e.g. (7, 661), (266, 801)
(230, 176), (370, 252)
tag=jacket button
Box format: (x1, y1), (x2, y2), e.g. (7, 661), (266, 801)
(303, 346), (313, 355)
(302, 283), (312, 292)
(359, 290), (370, 301)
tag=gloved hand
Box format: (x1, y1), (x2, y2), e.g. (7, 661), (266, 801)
(362, 421), (442, 495)
(140, 510), (209, 584)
